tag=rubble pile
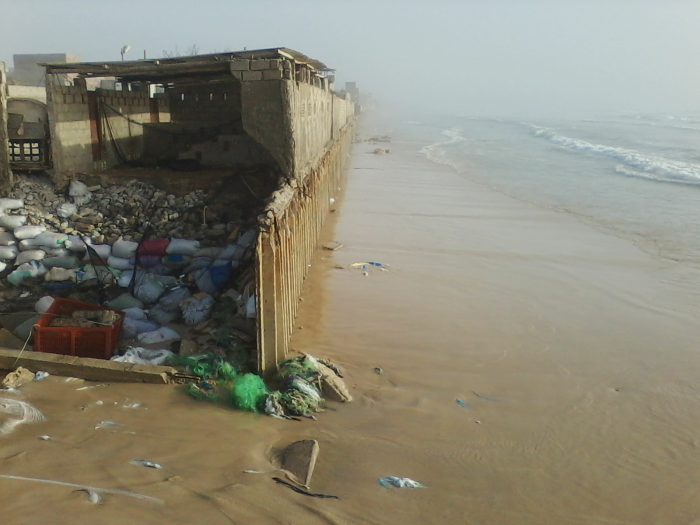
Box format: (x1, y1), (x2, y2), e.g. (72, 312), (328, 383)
(0, 174), (259, 369)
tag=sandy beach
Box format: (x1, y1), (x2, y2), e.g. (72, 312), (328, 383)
(2, 118), (700, 524)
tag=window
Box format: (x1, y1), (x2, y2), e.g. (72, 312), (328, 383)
(10, 140), (43, 163)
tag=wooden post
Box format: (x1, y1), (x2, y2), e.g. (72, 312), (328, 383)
(0, 62), (12, 191)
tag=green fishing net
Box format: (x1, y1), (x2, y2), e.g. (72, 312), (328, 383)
(231, 373), (269, 412)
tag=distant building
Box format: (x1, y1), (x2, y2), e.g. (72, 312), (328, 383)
(10, 53), (80, 86)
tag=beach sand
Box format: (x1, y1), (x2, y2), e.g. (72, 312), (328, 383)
(2, 119), (700, 524)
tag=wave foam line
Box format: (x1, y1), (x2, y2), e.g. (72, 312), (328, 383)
(529, 125), (700, 185)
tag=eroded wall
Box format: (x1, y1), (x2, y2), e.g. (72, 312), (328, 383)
(0, 63), (13, 190)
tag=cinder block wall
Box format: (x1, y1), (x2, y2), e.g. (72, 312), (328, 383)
(46, 80), (93, 177)
(169, 80), (241, 127)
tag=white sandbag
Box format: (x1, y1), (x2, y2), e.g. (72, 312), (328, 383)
(0, 232), (15, 246)
(15, 250), (46, 266)
(83, 244), (111, 260)
(180, 293), (215, 325)
(7, 261), (47, 286)
(123, 307), (148, 320)
(0, 198), (24, 210)
(0, 245), (18, 260)
(118, 269), (137, 288)
(246, 294), (256, 318)
(57, 202), (78, 218)
(0, 261), (5, 273)
(44, 267), (76, 282)
(237, 229), (257, 248)
(112, 239), (138, 259)
(107, 255), (134, 270)
(0, 215), (27, 229)
(45, 247), (69, 257)
(12, 225), (43, 240)
(137, 326), (181, 345)
(193, 247), (221, 258)
(34, 231), (68, 247)
(35, 296), (55, 314)
(111, 347), (175, 366)
(42, 256), (79, 269)
(166, 238), (200, 256)
(65, 235), (87, 253)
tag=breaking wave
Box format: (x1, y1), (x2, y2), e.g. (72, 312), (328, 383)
(530, 125), (700, 186)
(420, 128), (467, 172)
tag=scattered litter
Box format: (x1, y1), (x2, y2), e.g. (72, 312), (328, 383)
(350, 261), (389, 276)
(75, 488), (103, 504)
(272, 477), (339, 500)
(0, 398), (46, 436)
(282, 439), (319, 488)
(121, 402), (144, 410)
(94, 420), (121, 430)
(34, 371), (49, 382)
(38, 435), (51, 441)
(1, 367), (35, 389)
(231, 374), (268, 412)
(322, 241), (343, 251)
(131, 459), (163, 470)
(374, 367), (384, 375)
(76, 384), (106, 391)
(456, 399), (470, 410)
(0, 474), (163, 504)
(471, 390), (500, 402)
(111, 347), (175, 366)
(378, 476), (426, 489)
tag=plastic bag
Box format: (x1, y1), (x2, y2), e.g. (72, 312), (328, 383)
(180, 293), (215, 325)
(69, 180), (92, 205)
(111, 347), (175, 366)
(112, 239), (138, 259)
(137, 327), (181, 345)
(13, 225), (45, 240)
(166, 238), (200, 256)
(15, 250), (46, 266)
(57, 202), (77, 218)
(0, 215), (27, 229)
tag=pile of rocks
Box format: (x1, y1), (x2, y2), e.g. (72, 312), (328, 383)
(6, 175), (221, 244)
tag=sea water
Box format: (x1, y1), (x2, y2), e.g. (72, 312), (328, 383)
(415, 114), (700, 265)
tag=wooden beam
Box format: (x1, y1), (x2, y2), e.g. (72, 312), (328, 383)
(0, 348), (186, 384)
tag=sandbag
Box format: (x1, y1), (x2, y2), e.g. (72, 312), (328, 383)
(34, 231), (68, 247)
(35, 296), (55, 314)
(180, 293), (215, 325)
(65, 236), (87, 253)
(7, 261), (47, 286)
(166, 238), (200, 256)
(148, 306), (179, 325)
(106, 293), (144, 310)
(112, 239), (139, 259)
(13, 224), (44, 239)
(83, 243), (111, 260)
(134, 274), (165, 304)
(0, 215), (27, 229)
(193, 247), (221, 258)
(0, 261), (5, 273)
(15, 250), (46, 266)
(45, 248), (70, 258)
(218, 243), (246, 261)
(122, 318), (160, 339)
(138, 239), (169, 257)
(0, 245), (18, 260)
(0, 198), (24, 210)
(122, 307), (148, 320)
(44, 267), (77, 282)
(107, 255), (134, 270)
(0, 232), (16, 246)
(42, 256), (80, 269)
(137, 327), (181, 345)
(157, 286), (191, 312)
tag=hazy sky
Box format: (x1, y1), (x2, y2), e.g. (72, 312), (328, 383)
(2, 0), (699, 118)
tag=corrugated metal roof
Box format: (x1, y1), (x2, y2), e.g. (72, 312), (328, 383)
(42, 47), (332, 79)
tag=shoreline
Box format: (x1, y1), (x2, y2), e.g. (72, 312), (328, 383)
(1, 116), (700, 523)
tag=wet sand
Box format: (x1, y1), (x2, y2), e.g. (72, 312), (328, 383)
(3, 119), (700, 524)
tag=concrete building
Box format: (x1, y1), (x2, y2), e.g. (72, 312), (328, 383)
(0, 48), (355, 373)
(10, 53), (80, 86)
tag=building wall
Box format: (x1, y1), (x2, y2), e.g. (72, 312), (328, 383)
(12, 54), (79, 86)
(98, 88), (151, 167)
(0, 63), (13, 190)
(8, 85), (47, 103)
(46, 79), (93, 179)
(169, 80), (241, 126)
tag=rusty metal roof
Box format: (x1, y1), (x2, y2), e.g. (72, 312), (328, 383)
(42, 47), (332, 80)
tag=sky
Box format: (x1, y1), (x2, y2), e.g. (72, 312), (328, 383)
(1, 0), (699, 118)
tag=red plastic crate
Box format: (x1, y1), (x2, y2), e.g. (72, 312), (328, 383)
(34, 298), (124, 360)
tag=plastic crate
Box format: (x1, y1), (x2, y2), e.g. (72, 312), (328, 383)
(34, 298), (123, 360)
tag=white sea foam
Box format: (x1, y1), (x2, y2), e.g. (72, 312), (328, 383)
(420, 128), (467, 172)
(529, 125), (700, 185)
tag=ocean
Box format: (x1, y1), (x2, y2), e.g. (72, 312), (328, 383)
(416, 114), (700, 265)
